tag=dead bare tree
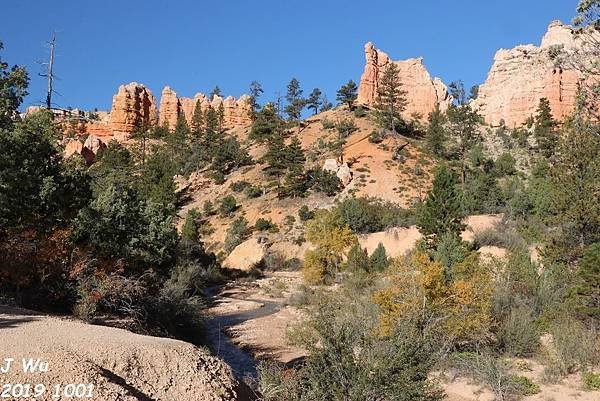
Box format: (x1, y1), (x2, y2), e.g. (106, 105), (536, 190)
(39, 32), (57, 110)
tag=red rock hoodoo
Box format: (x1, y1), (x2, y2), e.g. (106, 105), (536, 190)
(108, 82), (159, 139)
(158, 86), (253, 131)
(357, 42), (452, 119)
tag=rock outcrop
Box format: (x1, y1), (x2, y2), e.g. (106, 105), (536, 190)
(159, 86), (254, 131)
(357, 42), (451, 119)
(158, 86), (180, 129)
(472, 21), (587, 127)
(323, 158), (353, 186)
(223, 237), (268, 271)
(108, 82), (159, 139)
(64, 135), (107, 164)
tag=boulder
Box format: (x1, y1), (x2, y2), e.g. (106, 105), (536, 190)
(336, 163), (352, 186)
(64, 139), (83, 159)
(223, 237), (268, 271)
(322, 159), (352, 187)
(323, 158), (339, 173)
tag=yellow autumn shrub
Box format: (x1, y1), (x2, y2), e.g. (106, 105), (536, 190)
(302, 209), (357, 284)
(374, 251), (493, 346)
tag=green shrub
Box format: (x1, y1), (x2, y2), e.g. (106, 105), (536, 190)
(335, 117), (358, 139)
(209, 170), (225, 184)
(335, 197), (414, 234)
(353, 106), (367, 118)
(582, 372), (600, 390)
(230, 180), (250, 192)
(259, 296), (443, 401)
(223, 217), (249, 253)
(308, 167), (342, 196)
(432, 233), (468, 271)
(298, 205), (315, 221)
(450, 352), (522, 401)
(255, 217), (278, 232)
(218, 195), (238, 217)
(369, 130), (384, 144)
(346, 243), (369, 272)
(369, 242), (390, 272)
(245, 185), (263, 198)
(510, 375), (541, 396)
(321, 117), (335, 130)
(495, 152), (517, 176)
(203, 200), (215, 216)
(472, 227), (526, 252)
(497, 305), (540, 357)
(542, 318), (599, 382)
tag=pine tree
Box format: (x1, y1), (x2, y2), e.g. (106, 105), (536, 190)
(209, 85), (221, 100)
(217, 102), (225, 132)
(262, 132), (287, 177)
(346, 243), (369, 272)
(369, 242), (390, 272)
(426, 105), (447, 157)
(249, 103), (281, 143)
(373, 63), (407, 134)
(203, 105), (221, 156)
(549, 115), (600, 262)
(281, 137), (308, 197)
(249, 80), (264, 116)
(336, 80), (358, 110)
(0, 41), (29, 129)
(572, 243), (600, 321)
(533, 98), (558, 158)
(174, 111), (190, 139)
(191, 100), (204, 136)
(284, 78), (305, 131)
(446, 82), (481, 186)
(416, 165), (466, 246)
(306, 88), (322, 115)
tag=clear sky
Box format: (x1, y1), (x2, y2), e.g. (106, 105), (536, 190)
(1, 0), (578, 112)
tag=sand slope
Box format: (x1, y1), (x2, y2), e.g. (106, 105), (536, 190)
(0, 305), (244, 401)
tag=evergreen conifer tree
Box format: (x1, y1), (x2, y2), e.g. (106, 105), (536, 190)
(370, 242), (390, 272)
(306, 88), (323, 115)
(426, 105), (447, 157)
(533, 98), (558, 158)
(336, 80), (358, 110)
(284, 78), (306, 132)
(373, 63), (407, 134)
(249, 80), (264, 117)
(346, 243), (370, 272)
(191, 100), (204, 136)
(416, 165), (466, 246)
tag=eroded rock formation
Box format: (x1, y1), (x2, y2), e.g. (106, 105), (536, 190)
(159, 87), (254, 131)
(108, 82), (159, 138)
(472, 21), (587, 127)
(357, 42), (451, 119)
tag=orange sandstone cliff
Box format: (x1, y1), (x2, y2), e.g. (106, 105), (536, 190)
(472, 21), (588, 127)
(108, 82), (159, 139)
(158, 86), (253, 131)
(357, 42), (451, 119)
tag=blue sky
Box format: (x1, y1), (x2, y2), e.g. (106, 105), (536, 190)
(1, 0), (577, 112)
